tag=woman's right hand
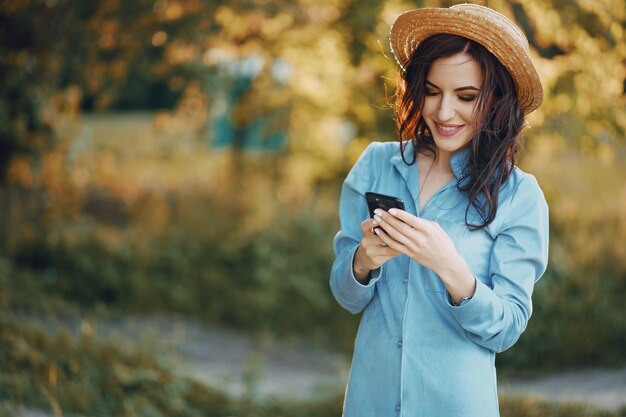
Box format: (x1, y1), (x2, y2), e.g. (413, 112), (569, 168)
(353, 218), (402, 283)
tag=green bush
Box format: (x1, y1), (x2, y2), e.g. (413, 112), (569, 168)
(2, 140), (626, 372)
(498, 249), (626, 372)
(4, 178), (626, 371)
(0, 317), (234, 417)
(2, 317), (625, 417)
(497, 148), (626, 372)
(2, 201), (360, 352)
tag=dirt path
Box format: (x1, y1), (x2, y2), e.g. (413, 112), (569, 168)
(16, 313), (626, 411)
(498, 368), (626, 412)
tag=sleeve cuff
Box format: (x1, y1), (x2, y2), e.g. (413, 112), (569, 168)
(447, 292), (473, 307)
(447, 278), (504, 328)
(349, 245), (382, 288)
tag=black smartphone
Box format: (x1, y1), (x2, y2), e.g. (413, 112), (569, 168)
(365, 192), (405, 218)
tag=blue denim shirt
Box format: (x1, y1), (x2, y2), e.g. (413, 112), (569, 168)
(330, 141), (549, 417)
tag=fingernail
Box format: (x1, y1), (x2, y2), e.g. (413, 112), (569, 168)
(374, 228), (380, 235)
(389, 208), (397, 216)
(372, 218), (378, 225)
(374, 209), (383, 216)
(373, 215), (381, 223)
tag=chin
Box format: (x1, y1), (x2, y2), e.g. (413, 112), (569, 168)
(432, 137), (472, 154)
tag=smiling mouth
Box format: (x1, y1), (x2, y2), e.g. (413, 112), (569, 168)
(435, 123), (464, 137)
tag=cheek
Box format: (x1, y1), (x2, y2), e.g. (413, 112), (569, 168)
(422, 98), (437, 119)
(462, 103), (479, 123)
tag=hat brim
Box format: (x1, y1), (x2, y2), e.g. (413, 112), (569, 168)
(390, 6), (543, 114)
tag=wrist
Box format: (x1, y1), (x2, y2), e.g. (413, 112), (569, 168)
(437, 253), (477, 304)
(353, 247), (372, 283)
(433, 251), (465, 278)
(353, 261), (371, 282)
(449, 292), (473, 306)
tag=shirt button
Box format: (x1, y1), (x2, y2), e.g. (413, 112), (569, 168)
(395, 403), (401, 411)
(397, 340), (403, 348)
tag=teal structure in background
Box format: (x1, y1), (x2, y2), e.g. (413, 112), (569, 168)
(211, 54), (290, 152)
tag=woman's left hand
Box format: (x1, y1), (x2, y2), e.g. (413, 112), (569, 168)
(372, 208), (458, 275)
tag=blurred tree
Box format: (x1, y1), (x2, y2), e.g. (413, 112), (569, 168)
(1, 0), (626, 372)
(1, 0), (625, 180)
(0, 0), (79, 181)
(507, 0), (626, 151)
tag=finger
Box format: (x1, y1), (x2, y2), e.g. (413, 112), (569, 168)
(375, 217), (415, 250)
(362, 234), (388, 248)
(372, 251), (401, 265)
(373, 227), (410, 256)
(360, 237), (400, 265)
(374, 209), (416, 238)
(360, 218), (377, 235)
(372, 239), (399, 257)
(387, 208), (429, 230)
(381, 246), (402, 257)
(366, 241), (401, 258)
(373, 209), (420, 247)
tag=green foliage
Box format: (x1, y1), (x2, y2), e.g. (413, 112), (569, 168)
(498, 146), (626, 372)
(0, 317), (235, 417)
(2, 0), (626, 413)
(2, 143), (626, 372)
(2, 201), (360, 351)
(1, 0), (626, 379)
(498, 262), (626, 372)
(1, 317), (625, 417)
(499, 397), (626, 417)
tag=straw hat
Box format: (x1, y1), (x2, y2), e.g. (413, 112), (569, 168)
(389, 3), (543, 114)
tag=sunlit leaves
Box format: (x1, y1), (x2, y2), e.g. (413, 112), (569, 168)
(518, 0), (626, 149)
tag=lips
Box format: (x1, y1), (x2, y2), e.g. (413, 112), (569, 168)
(435, 123), (464, 137)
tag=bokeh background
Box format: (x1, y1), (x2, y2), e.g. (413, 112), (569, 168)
(1, 0), (625, 415)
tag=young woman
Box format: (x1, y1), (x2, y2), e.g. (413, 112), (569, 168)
(330, 4), (549, 417)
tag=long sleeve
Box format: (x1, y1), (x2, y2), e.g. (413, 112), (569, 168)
(330, 143), (384, 314)
(448, 174), (550, 353)
(335, 142), (550, 416)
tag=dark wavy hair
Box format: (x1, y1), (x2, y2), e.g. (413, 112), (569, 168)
(395, 33), (526, 230)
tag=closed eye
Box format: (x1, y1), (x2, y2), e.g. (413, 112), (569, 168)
(459, 95), (477, 102)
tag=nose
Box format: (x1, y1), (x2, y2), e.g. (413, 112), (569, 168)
(437, 94), (455, 122)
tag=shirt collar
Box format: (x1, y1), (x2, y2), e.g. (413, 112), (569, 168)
(450, 146), (471, 180)
(389, 141), (415, 182)
(390, 141), (471, 180)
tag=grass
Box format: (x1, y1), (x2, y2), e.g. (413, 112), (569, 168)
(1, 313), (626, 417)
(2, 111), (626, 383)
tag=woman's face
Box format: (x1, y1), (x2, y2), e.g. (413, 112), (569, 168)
(422, 52), (483, 156)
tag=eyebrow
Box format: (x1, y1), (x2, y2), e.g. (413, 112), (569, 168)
(426, 80), (480, 92)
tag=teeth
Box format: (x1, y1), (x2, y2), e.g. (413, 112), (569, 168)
(438, 124), (461, 131)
